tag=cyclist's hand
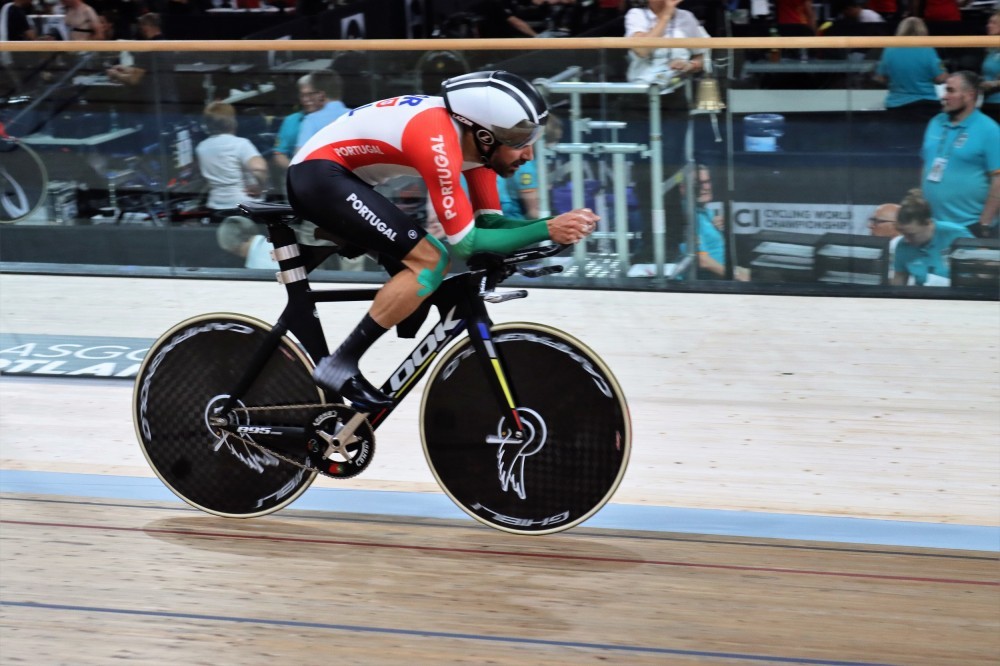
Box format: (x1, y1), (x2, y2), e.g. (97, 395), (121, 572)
(548, 208), (599, 245)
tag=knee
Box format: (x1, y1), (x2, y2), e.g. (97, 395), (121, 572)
(414, 235), (450, 297)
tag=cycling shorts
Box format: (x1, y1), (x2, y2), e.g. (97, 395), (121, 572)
(286, 160), (426, 262)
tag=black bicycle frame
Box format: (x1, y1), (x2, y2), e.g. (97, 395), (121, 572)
(218, 221), (527, 436)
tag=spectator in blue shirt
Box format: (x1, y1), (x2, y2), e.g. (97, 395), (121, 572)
(891, 188), (973, 286)
(873, 18), (947, 131)
(272, 71), (349, 174)
(498, 159), (540, 220)
(679, 165), (741, 280)
(920, 71), (1000, 238)
(980, 11), (1000, 123)
(296, 69), (350, 150)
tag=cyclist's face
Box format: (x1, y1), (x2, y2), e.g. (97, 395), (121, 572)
(490, 144), (534, 177)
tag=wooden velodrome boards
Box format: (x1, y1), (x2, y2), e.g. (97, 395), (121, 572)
(1, 273), (997, 664)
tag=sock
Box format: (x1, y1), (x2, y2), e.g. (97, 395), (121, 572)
(314, 313), (388, 390)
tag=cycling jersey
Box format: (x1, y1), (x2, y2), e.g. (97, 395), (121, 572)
(291, 95), (510, 251)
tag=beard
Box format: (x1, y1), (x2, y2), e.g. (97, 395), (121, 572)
(490, 157), (522, 178)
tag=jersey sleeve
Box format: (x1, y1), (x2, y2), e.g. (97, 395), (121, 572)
(399, 107), (477, 245)
(464, 166), (503, 215)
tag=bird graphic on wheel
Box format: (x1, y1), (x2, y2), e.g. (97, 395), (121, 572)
(488, 407), (547, 500)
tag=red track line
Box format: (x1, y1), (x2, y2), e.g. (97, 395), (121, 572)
(3, 519), (997, 586)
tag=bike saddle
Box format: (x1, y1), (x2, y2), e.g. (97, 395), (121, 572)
(237, 201), (297, 223)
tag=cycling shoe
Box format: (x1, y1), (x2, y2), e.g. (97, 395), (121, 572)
(313, 356), (392, 411)
(338, 375), (393, 412)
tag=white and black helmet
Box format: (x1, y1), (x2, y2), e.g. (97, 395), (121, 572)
(441, 70), (548, 160)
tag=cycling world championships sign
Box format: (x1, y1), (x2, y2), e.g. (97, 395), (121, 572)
(731, 202), (873, 236)
(0, 333), (151, 379)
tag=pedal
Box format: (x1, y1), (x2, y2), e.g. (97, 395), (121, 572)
(481, 289), (528, 303)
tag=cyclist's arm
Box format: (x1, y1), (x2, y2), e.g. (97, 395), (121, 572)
(450, 219), (552, 257)
(451, 166), (552, 255)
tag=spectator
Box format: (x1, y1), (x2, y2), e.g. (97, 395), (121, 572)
(818, 0), (885, 45)
(624, 0), (708, 85)
(62, 0), (106, 39)
(1, 0), (46, 92)
(867, 202), (902, 278)
(622, 0), (709, 262)
(842, 0), (884, 23)
(920, 71), (1000, 239)
(866, 0), (898, 20)
(105, 14), (182, 147)
(907, 0), (960, 23)
(980, 11), (1000, 124)
(97, 11), (114, 39)
(195, 102), (269, 217)
(891, 188), (973, 286)
(498, 160), (540, 220)
(1, 0), (39, 42)
(868, 202), (901, 239)
(680, 164), (740, 280)
(775, 0), (816, 36)
(272, 71), (343, 174)
(216, 215), (280, 269)
(466, 0), (542, 37)
(294, 70), (349, 153)
(873, 17), (947, 142)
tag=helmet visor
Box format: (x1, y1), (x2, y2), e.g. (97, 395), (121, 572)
(491, 119), (545, 149)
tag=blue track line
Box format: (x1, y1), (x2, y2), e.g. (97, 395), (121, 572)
(0, 600), (899, 666)
(1, 469), (998, 552)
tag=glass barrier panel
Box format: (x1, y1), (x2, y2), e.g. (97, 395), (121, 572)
(0, 37), (996, 297)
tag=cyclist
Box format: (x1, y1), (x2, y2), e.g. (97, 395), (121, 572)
(286, 70), (599, 411)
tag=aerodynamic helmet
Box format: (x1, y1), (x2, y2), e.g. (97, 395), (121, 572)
(441, 70), (549, 157)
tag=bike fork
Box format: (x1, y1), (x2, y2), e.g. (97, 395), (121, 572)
(466, 316), (527, 439)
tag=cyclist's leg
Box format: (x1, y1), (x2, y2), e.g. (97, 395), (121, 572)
(370, 234), (449, 325)
(287, 160), (450, 409)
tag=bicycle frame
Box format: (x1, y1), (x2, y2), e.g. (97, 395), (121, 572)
(218, 220), (536, 437)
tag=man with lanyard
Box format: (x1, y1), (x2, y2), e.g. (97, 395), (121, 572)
(921, 71), (1000, 239)
(286, 70), (598, 410)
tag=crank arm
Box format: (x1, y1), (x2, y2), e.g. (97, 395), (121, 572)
(319, 411), (369, 458)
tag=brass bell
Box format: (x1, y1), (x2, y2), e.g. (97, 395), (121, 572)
(696, 76), (725, 112)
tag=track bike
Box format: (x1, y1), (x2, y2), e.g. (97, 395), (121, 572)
(133, 202), (631, 535)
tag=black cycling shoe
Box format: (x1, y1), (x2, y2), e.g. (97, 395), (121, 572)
(313, 356), (393, 412)
(338, 375), (394, 412)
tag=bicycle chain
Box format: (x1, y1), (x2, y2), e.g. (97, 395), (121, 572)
(217, 402), (373, 480)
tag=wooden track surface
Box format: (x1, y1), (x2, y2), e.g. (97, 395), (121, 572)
(1, 494), (997, 665)
(1, 274), (998, 664)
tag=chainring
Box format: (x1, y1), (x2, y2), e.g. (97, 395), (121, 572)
(211, 402), (375, 480)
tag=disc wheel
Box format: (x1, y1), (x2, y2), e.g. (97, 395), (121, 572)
(133, 314), (322, 517)
(420, 323), (631, 534)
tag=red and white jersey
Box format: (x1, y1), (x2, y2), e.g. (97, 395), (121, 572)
(290, 94), (502, 246)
